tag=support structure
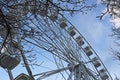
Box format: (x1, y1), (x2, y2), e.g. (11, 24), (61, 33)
(0, 1), (114, 80)
(21, 51), (35, 80)
(7, 69), (14, 80)
(74, 64), (98, 80)
(33, 63), (98, 80)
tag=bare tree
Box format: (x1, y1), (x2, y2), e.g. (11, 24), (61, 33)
(98, 0), (120, 20)
(98, 0), (120, 61)
(0, 0), (95, 47)
(0, 0), (96, 80)
(111, 28), (120, 61)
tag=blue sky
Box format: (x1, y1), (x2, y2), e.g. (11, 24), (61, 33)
(1, 1), (120, 80)
(67, 5), (120, 78)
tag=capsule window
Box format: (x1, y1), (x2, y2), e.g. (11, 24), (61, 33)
(59, 18), (67, 28)
(84, 46), (93, 56)
(0, 54), (21, 70)
(99, 69), (106, 73)
(76, 36), (84, 46)
(49, 12), (58, 21)
(100, 73), (109, 80)
(92, 57), (101, 67)
(0, 41), (21, 70)
(39, 5), (47, 17)
(99, 69), (109, 80)
(68, 27), (76, 37)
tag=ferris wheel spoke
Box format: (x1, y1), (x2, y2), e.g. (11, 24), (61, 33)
(34, 65), (71, 80)
(22, 13), (113, 79)
(21, 13), (113, 79)
(54, 15), (113, 80)
(0, 1), (114, 80)
(67, 71), (74, 80)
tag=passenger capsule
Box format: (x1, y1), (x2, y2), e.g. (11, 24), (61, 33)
(92, 57), (101, 67)
(99, 69), (109, 80)
(76, 36), (84, 46)
(68, 27), (76, 37)
(39, 5), (47, 17)
(14, 73), (29, 80)
(84, 46), (93, 56)
(0, 41), (21, 70)
(0, 54), (21, 70)
(59, 18), (67, 28)
(49, 12), (58, 21)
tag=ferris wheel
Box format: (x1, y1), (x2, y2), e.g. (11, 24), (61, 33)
(26, 12), (113, 80)
(0, 0), (113, 80)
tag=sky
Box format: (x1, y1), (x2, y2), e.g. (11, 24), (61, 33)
(0, 1), (120, 80)
(67, 3), (120, 78)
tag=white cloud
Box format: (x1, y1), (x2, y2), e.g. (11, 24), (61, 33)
(71, 12), (109, 45)
(69, 11), (120, 79)
(106, 3), (120, 29)
(110, 17), (120, 29)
